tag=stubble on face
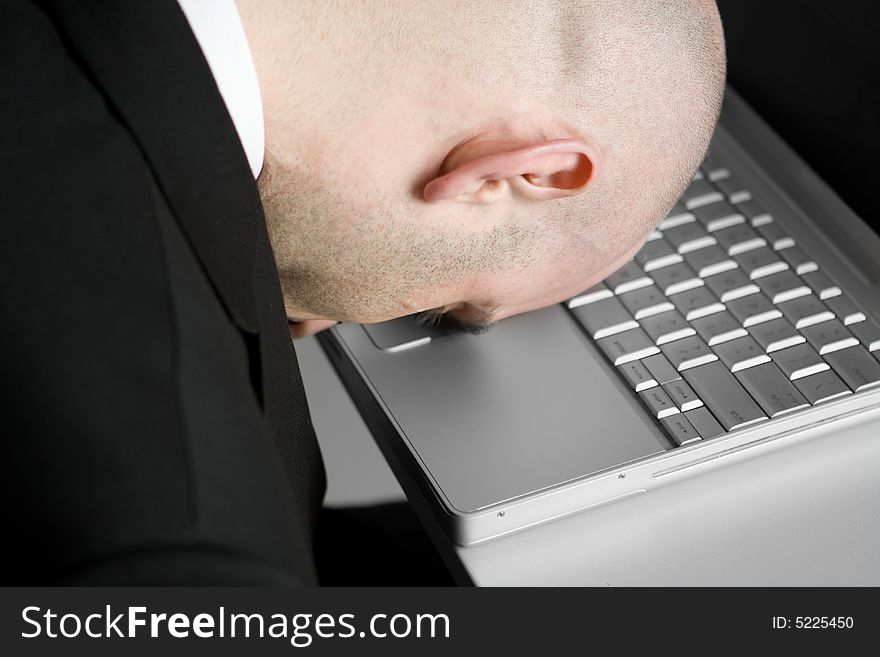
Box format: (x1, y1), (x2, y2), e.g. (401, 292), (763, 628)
(257, 155), (538, 325)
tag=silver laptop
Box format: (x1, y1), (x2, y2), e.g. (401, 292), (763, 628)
(318, 87), (880, 545)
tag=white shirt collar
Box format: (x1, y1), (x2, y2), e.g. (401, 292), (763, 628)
(177, 0), (264, 178)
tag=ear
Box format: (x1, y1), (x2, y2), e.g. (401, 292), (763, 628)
(423, 138), (599, 204)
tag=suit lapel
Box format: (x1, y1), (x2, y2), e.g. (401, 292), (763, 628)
(41, 0), (328, 536)
(41, 0), (261, 333)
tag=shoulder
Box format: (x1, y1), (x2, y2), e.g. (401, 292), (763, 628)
(0, 1), (315, 585)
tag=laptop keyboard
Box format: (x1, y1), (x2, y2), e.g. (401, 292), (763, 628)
(567, 152), (880, 447)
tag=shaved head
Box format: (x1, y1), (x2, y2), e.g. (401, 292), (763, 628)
(237, 0), (725, 329)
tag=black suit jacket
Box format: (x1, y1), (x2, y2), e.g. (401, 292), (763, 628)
(1, 0), (325, 584)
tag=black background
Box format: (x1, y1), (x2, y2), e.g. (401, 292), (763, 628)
(717, 0), (879, 234)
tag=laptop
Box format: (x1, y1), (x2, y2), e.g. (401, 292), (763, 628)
(318, 87), (880, 545)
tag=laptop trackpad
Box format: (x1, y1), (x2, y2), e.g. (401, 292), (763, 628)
(339, 305), (672, 513)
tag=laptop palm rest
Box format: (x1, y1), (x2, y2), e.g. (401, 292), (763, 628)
(332, 305), (672, 514)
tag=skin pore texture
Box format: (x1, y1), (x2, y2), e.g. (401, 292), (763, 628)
(235, 0), (726, 337)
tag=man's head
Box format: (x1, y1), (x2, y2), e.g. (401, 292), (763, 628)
(235, 0), (726, 336)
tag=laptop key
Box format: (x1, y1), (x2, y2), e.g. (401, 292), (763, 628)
(641, 310), (695, 345)
(824, 295), (867, 326)
(658, 202), (696, 230)
(683, 361), (767, 431)
(755, 222), (795, 251)
(618, 360), (658, 392)
(735, 198), (772, 226)
(700, 155), (730, 181)
(734, 246), (789, 280)
(849, 319), (880, 352)
(704, 268), (760, 302)
(736, 362), (809, 418)
(641, 353), (682, 385)
(824, 346), (880, 392)
(693, 201), (745, 233)
(570, 296), (638, 339)
(685, 407), (725, 440)
(756, 271), (810, 304)
(691, 310), (747, 346)
(639, 387), (680, 419)
(714, 176), (751, 204)
(661, 335), (718, 371)
(605, 261), (653, 294)
(713, 336), (770, 372)
(664, 379), (703, 412)
(681, 179), (724, 210)
(618, 285), (674, 319)
(780, 246), (818, 274)
(567, 282), (613, 309)
(634, 239), (683, 271)
(714, 223), (766, 255)
(800, 270), (841, 300)
(664, 222), (717, 254)
(660, 414), (701, 446)
(362, 316), (441, 352)
(683, 244), (737, 278)
(596, 327), (660, 365)
(800, 320), (858, 355)
(771, 343), (829, 380)
(726, 293), (782, 327)
(651, 262), (703, 296)
(669, 286), (725, 320)
(778, 294), (834, 329)
(749, 317), (805, 353)
(794, 369), (852, 404)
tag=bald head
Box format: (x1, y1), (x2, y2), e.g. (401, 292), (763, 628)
(431, 0), (725, 245)
(234, 0), (725, 332)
